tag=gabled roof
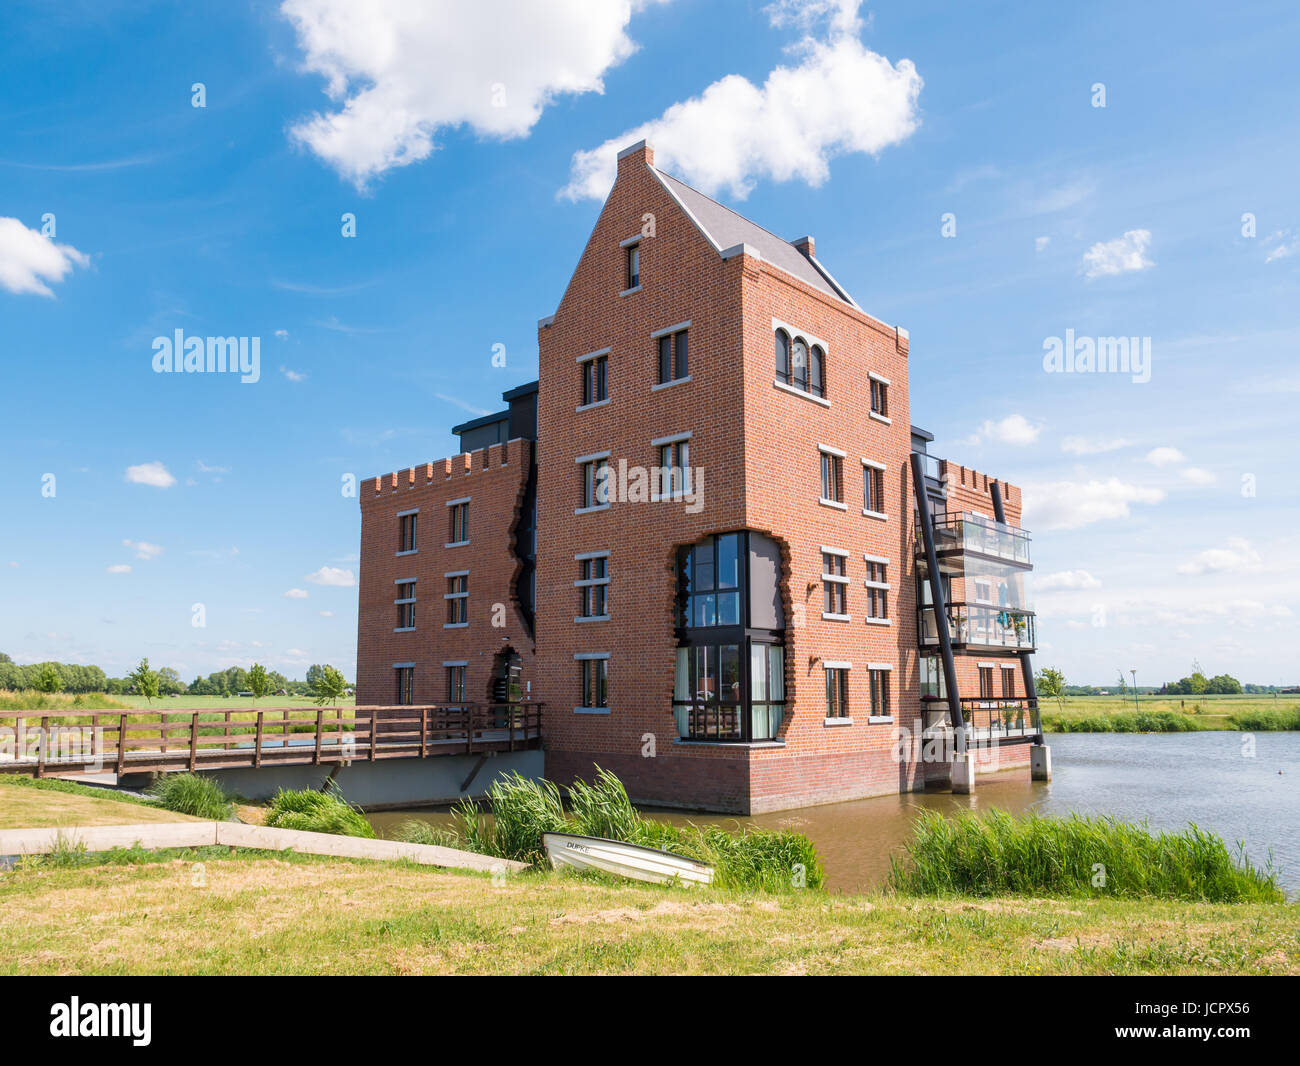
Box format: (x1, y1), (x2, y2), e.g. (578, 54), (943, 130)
(652, 169), (858, 307)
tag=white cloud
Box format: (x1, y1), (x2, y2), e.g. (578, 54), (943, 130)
(305, 566), (355, 587)
(0, 216), (90, 297)
(1037, 569), (1101, 591)
(1177, 538), (1262, 576)
(1081, 229), (1153, 280)
(281, 366), (307, 382)
(1061, 434), (1131, 456)
(1022, 478), (1165, 531)
(962, 414), (1042, 447)
(284, 588), (310, 599)
(1035, 236), (1050, 252)
(1144, 446), (1186, 467)
(1180, 466), (1216, 486)
(282, 0), (654, 190)
(318, 610), (334, 618)
(275, 329), (290, 339)
(125, 461), (176, 488)
(106, 564), (132, 574)
(122, 539), (163, 560)
(1264, 230), (1297, 263)
(562, 3), (921, 201)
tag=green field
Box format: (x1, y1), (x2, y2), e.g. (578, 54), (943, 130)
(111, 694), (355, 711)
(1041, 693), (1300, 732)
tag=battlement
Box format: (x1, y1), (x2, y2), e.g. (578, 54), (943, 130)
(938, 459), (1023, 519)
(367, 438), (532, 498)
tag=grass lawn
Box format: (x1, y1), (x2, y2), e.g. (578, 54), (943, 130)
(1042, 693), (1300, 731)
(0, 853), (1295, 975)
(0, 776), (199, 829)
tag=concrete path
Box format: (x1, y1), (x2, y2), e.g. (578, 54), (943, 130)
(0, 822), (526, 874)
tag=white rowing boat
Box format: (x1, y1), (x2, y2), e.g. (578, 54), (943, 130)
(542, 832), (714, 886)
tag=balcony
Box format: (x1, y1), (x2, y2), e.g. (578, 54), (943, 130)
(919, 511), (1032, 569)
(918, 602), (1037, 652)
(921, 696), (1041, 740)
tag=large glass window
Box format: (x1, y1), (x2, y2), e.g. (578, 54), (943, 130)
(673, 531), (785, 742)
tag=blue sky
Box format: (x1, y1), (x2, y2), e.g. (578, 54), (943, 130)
(1, 0), (1297, 685)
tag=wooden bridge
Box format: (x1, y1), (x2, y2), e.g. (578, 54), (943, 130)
(0, 703), (543, 777)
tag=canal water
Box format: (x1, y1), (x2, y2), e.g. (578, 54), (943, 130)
(368, 732), (1300, 894)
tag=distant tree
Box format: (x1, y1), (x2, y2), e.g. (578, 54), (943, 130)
(1036, 667), (1066, 711)
(248, 663), (270, 704)
(0, 651), (12, 663)
(1188, 671), (1209, 695)
(157, 667), (185, 696)
(130, 658), (161, 705)
(311, 665), (347, 707)
(305, 664), (326, 693)
(1205, 673), (1242, 695)
(1115, 670), (1128, 697)
(34, 662), (63, 694)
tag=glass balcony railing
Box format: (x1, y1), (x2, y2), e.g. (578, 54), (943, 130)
(923, 511), (1032, 567)
(918, 602), (1037, 651)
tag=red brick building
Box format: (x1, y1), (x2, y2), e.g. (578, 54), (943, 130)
(356, 141), (1044, 814)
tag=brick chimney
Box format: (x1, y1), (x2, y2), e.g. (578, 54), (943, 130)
(792, 235), (815, 259)
(617, 139), (655, 173)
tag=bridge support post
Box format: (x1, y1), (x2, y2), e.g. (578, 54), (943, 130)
(951, 750), (975, 794)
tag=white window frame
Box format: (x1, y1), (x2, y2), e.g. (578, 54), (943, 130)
(394, 577), (418, 633)
(444, 570), (469, 628)
(575, 550), (611, 623)
(863, 553), (890, 625)
(861, 458), (888, 520)
(818, 444), (847, 510)
(820, 546), (850, 621)
(575, 652), (611, 715)
(575, 450), (612, 514)
(445, 496), (470, 547)
(396, 508), (419, 555)
(867, 662), (893, 723)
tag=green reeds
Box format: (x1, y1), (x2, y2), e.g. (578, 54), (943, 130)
(264, 782), (375, 838)
(888, 809), (1282, 903)
(148, 773), (235, 820)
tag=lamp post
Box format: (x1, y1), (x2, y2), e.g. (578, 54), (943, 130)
(1130, 669), (1139, 713)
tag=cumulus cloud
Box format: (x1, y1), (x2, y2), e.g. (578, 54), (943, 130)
(318, 610), (334, 617)
(1177, 538), (1262, 576)
(1081, 229), (1153, 280)
(1061, 434), (1132, 456)
(122, 539), (163, 560)
(106, 564), (132, 574)
(284, 588), (310, 599)
(125, 461), (176, 488)
(562, 1), (922, 201)
(1037, 569), (1101, 591)
(305, 566), (355, 587)
(961, 414), (1042, 447)
(1022, 478), (1165, 531)
(1144, 446), (1186, 467)
(281, 0), (655, 189)
(281, 366), (307, 382)
(1035, 236), (1050, 252)
(0, 217), (90, 296)
(1180, 466), (1216, 486)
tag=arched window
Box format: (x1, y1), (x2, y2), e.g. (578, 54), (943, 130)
(791, 336), (808, 390)
(809, 345), (824, 397)
(775, 329), (790, 382)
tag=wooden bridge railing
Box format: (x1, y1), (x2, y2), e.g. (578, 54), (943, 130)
(0, 702), (543, 776)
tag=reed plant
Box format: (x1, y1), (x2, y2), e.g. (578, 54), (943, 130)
(148, 773), (235, 820)
(889, 810), (1282, 903)
(264, 782), (375, 838)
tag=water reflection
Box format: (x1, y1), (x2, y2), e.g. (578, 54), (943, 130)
(368, 732), (1300, 894)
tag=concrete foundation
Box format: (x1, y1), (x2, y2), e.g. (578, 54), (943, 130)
(203, 749), (543, 809)
(951, 752), (976, 794)
(1030, 743), (1052, 781)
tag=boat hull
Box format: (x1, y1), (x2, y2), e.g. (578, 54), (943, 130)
(542, 832), (714, 886)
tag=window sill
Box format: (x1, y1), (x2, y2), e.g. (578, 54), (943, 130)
(773, 379), (830, 408)
(862, 509), (889, 521)
(574, 615), (610, 623)
(868, 716), (895, 725)
(869, 411), (892, 425)
(651, 375), (691, 392)
(574, 504), (611, 516)
(822, 612), (851, 622)
(443, 622), (468, 630)
(619, 285), (642, 297)
(864, 617), (892, 627)
(819, 498), (848, 511)
(444, 540), (470, 549)
(824, 717), (853, 727)
(673, 738), (786, 749)
(576, 398), (611, 413)
(392, 627), (416, 633)
(574, 706), (611, 715)
(395, 549), (418, 557)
